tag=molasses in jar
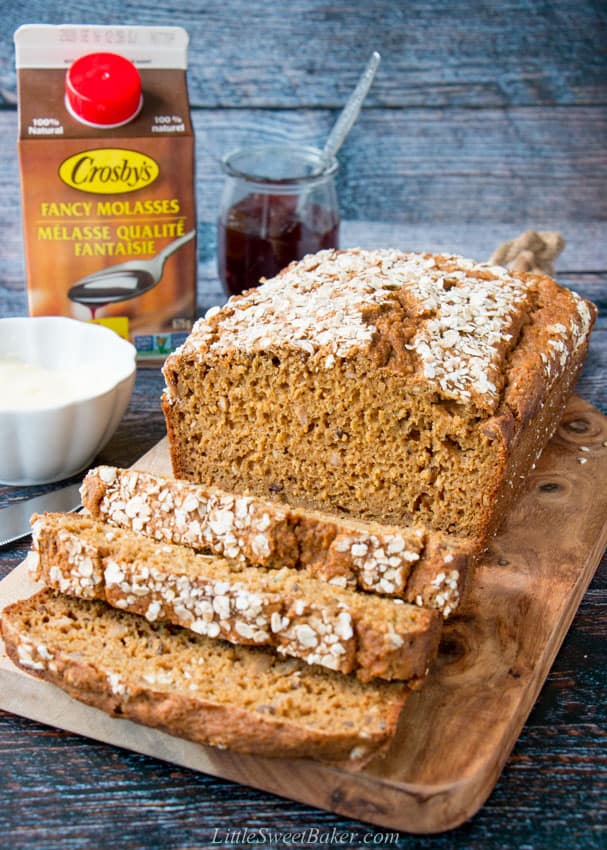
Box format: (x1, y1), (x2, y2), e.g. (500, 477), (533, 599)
(217, 145), (339, 296)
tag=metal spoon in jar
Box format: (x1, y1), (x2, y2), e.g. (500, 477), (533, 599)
(312, 51), (381, 175)
(68, 229), (196, 309)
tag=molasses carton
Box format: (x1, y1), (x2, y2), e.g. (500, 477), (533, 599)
(14, 24), (197, 361)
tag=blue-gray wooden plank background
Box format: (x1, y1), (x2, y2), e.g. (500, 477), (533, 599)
(0, 2), (605, 849)
(0, 0), (606, 298)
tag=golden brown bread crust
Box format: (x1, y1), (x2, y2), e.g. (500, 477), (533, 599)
(162, 250), (596, 544)
(31, 512), (441, 683)
(464, 270), (597, 539)
(479, 326), (593, 539)
(81, 465), (475, 617)
(1, 590), (408, 764)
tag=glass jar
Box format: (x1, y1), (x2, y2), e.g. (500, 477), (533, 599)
(217, 144), (339, 296)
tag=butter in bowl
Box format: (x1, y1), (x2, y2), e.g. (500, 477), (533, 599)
(0, 317), (135, 485)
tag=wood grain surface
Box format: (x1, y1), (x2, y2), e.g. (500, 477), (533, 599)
(0, 218), (605, 848)
(1, 396), (606, 836)
(0, 0), (605, 846)
(0, 1), (605, 108)
(0, 107), (606, 266)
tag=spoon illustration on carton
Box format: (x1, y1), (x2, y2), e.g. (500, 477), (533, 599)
(68, 229), (196, 317)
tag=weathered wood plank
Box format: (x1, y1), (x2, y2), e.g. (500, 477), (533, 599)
(187, 106), (607, 223)
(1, 0), (605, 108)
(0, 713), (603, 849)
(340, 224), (607, 272)
(0, 107), (606, 288)
(576, 329), (607, 415)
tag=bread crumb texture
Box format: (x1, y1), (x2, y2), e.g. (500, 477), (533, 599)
(31, 512), (441, 682)
(81, 466), (473, 615)
(163, 249), (596, 541)
(1, 590), (408, 762)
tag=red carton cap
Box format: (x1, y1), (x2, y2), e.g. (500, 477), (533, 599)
(65, 52), (142, 128)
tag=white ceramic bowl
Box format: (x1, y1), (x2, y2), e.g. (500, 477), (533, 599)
(0, 317), (136, 485)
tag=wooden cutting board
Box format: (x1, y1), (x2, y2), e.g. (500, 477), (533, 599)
(1, 395), (606, 834)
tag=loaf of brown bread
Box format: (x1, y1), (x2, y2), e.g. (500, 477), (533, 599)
(1, 590), (408, 764)
(162, 249), (596, 543)
(81, 465), (475, 617)
(31, 512), (441, 682)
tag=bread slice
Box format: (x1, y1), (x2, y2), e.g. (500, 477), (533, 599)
(81, 465), (474, 617)
(1, 590), (408, 764)
(31, 512), (441, 683)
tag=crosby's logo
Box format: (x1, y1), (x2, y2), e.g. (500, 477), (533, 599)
(58, 149), (159, 194)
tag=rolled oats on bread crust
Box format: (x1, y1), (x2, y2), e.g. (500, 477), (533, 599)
(162, 249), (596, 543)
(32, 512), (441, 683)
(1, 590), (408, 765)
(82, 466), (474, 617)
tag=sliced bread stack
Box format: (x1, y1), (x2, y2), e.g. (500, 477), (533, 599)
(1, 466), (476, 765)
(2, 589), (407, 764)
(81, 466), (475, 618)
(29, 512), (440, 683)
